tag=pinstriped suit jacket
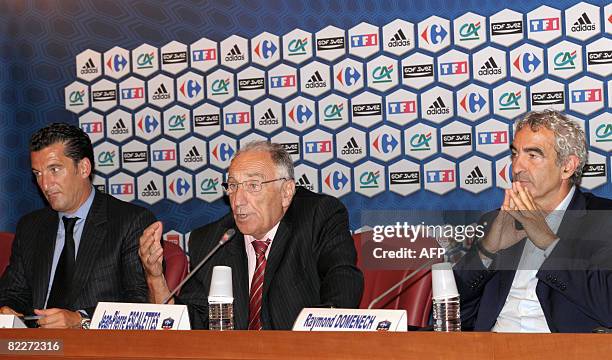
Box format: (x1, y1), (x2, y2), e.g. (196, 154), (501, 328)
(0, 190), (156, 316)
(177, 187), (364, 330)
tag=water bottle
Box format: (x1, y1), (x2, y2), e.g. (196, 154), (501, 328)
(431, 262), (461, 332)
(208, 266), (234, 331)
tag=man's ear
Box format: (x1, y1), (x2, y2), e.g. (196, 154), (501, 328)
(78, 158), (92, 179)
(561, 155), (579, 180)
(281, 179), (296, 208)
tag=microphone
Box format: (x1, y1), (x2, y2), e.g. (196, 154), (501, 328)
(162, 228), (236, 304)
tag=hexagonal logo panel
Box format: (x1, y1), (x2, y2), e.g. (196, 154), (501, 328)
(192, 103), (221, 138)
(509, 44), (544, 83)
(472, 47), (506, 85)
(236, 66), (266, 102)
(527, 5), (562, 44)
(147, 74), (175, 108)
(386, 89), (418, 126)
(321, 162), (351, 198)
(336, 127), (367, 164)
(206, 69), (234, 104)
(65, 81), (89, 114)
(121, 139), (148, 174)
(459, 156), (492, 194)
(267, 64), (298, 100)
(492, 81), (527, 120)
(106, 109), (133, 143)
(441, 121), (473, 159)
(348, 22), (380, 59)
(163, 105), (191, 139)
(300, 61), (331, 97)
(351, 91), (383, 128)
(103, 46), (130, 80)
(282, 28), (313, 64)
(318, 94), (349, 130)
(333, 58), (364, 95)
(585, 38), (612, 77)
(195, 168), (223, 203)
(134, 107), (161, 141)
(530, 79), (566, 112)
(588, 113), (612, 152)
(315, 25), (346, 62)
(565, 2), (601, 42)
(454, 12), (486, 50)
(177, 71), (205, 106)
(109, 172), (136, 202)
(417, 16), (451, 53)
(294, 164), (319, 193)
(366, 55), (398, 92)
(302, 129), (334, 165)
(580, 151), (607, 190)
(253, 98), (283, 134)
(401, 52), (434, 89)
(382, 19), (415, 56)
(285, 96), (315, 132)
(223, 100), (252, 136)
(190, 37), (218, 74)
(489, 9), (524, 47)
(271, 131), (300, 162)
(475, 119), (510, 157)
(94, 142), (119, 175)
(424, 157), (456, 195)
(209, 135), (237, 170)
(166, 170), (193, 204)
(119, 76), (146, 110)
(368, 125), (401, 162)
(569, 76), (604, 115)
(388, 159), (421, 196)
(251, 31), (280, 67)
(547, 40), (583, 80)
(354, 161), (385, 198)
(137, 171), (164, 205)
(90, 79), (117, 112)
(220, 35), (249, 70)
(160, 41), (188, 75)
(420, 86), (454, 124)
(179, 137), (207, 171)
(457, 84), (489, 121)
(76, 49), (102, 82)
(150, 138), (178, 173)
(132, 43), (159, 78)
(404, 123), (438, 160)
(79, 112), (104, 144)
(495, 155), (512, 189)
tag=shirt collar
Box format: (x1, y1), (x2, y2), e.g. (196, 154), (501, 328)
(244, 222), (281, 244)
(545, 186), (575, 232)
(58, 185), (95, 220)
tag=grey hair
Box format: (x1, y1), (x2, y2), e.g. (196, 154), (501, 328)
(233, 140), (295, 179)
(515, 110), (587, 185)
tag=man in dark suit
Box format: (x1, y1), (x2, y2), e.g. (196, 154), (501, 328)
(140, 141), (363, 330)
(0, 123), (155, 328)
(454, 110), (612, 332)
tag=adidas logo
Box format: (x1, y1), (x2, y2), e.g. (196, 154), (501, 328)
(305, 71), (326, 89)
(341, 137), (362, 155)
(571, 12), (596, 32)
(296, 174), (314, 190)
(225, 44), (245, 62)
(477, 56), (502, 76)
(465, 166), (487, 184)
(142, 180), (161, 196)
(80, 58), (98, 75)
(426, 97), (450, 115)
(184, 145), (204, 163)
(110, 118), (129, 135)
(259, 108), (278, 126)
(388, 29), (410, 47)
(152, 83), (171, 100)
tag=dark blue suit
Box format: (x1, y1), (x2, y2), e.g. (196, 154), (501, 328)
(454, 189), (612, 332)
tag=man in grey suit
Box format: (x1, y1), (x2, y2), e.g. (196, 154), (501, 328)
(0, 123), (156, 328)
(140, 141), (363, 329)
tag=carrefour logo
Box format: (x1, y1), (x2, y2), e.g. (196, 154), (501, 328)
(459, 22), (481, 41)
(168, 114), (186, 131)
(499, 91), (521, 110)
(137, 115), (159, 133)
(373, 134), (399, 154)
(325, 170), (349, 190)
(305, 140), (332, 153)
(359, 170), (380, 189)
(513, 53), (542, 73)
(595, 124), (612, 142)
(323, 103), (343, 121)
(200, 177), (220, 194)
(553, 51), (577, 70)
(288, 104), (313, 124)
(529, 17), (560, 32)
(97, 151), (116, 166)
(212, 143), (234, 161)
(69, 90), (85, 106)
(136, 52), (155, 69)
(169, 178), (190, 196)
(107, 54), (127, 72)
(287, 38), (308, 56)
(571, 89), (602, 103)
(254, 40), (278, 59)
(336, 66), (361, 86)
(211, 79), (230, 95)
(460, 93), (486, 113)
(351, 33), (378, 47)
(179, 80), (202, 98)
(421, 24), (448, 44)
(410, 133), (432, 151)
(371, 65), (394, 83)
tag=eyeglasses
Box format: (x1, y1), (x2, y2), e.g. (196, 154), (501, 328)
(221, 178), (288, 194)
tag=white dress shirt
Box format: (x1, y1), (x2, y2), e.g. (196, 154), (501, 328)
(492, 187), (575, 332)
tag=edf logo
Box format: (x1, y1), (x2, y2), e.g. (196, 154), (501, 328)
(421, 24), (448, 44)
(111, 183), (133, 195)
(336, 66), (361, 86)
(478, 131), (508, 144)
(388, 101), (416, 114)
(426, 170), (455, 183)
(82, 122), (103, 134)
(152, 149), (176, 161)
(180, 80), (202, 98)
(254, 40), (278, 59)
(138, 115), (159, 133)
(571, 89), (602, 103)
(225, 111), (250, 124)
(351, 33), (378, 47)
(169, 178), (190, 196)
(529, 17), (560, 32)
(439, 61), (468, 75)
(107, 54), (127, 72)
(270, 75), (296, 88)
(325, 170), (349, 190)
(305, 140), (332, 153)
(513, 53), (541, 73)
(192, 48), (216, 62)
(373, 134), (399, 153)
(212, 143), (234, 161)
(460, 93), (486, 113)
(121, 87), (144, 99)
(289, 104), (313, 124)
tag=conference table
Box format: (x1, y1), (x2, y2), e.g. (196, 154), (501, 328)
(1, 329), (610, 359)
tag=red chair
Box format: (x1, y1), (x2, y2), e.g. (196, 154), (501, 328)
(354, 231), (433, 328)
(162, 240), (189, 294)
(0, 232), (15, 277)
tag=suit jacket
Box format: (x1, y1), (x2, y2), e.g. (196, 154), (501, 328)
(0, 190), (156, 316)
(454, 189), (612, 332)
(177, 187), (364, 330)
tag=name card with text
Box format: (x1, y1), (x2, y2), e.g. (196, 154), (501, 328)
(0, 315), (27, 328)
(91, 302), (190, 330)
(293, 308), (407, 332)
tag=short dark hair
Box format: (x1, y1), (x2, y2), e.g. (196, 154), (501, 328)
(29, 122), (95, 175)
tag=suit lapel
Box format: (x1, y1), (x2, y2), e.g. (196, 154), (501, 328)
(226, 231), (249, 329)
(69, 191), (107, 305)
(33, 212), (59, 309)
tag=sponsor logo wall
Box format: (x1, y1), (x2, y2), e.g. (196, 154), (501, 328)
(57, 2), (612, 251)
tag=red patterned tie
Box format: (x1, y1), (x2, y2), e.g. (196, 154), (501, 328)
(248, 239), (270, 330)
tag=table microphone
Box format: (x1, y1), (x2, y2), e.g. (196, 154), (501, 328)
(162, 228), (236, 304)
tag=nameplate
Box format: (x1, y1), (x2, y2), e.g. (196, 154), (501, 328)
(0, 315), (27, 328)
(293, 308), (407, 332)
(91, 302), (190, 330)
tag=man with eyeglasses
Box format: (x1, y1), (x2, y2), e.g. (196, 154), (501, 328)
(139, 141), (364, 330)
